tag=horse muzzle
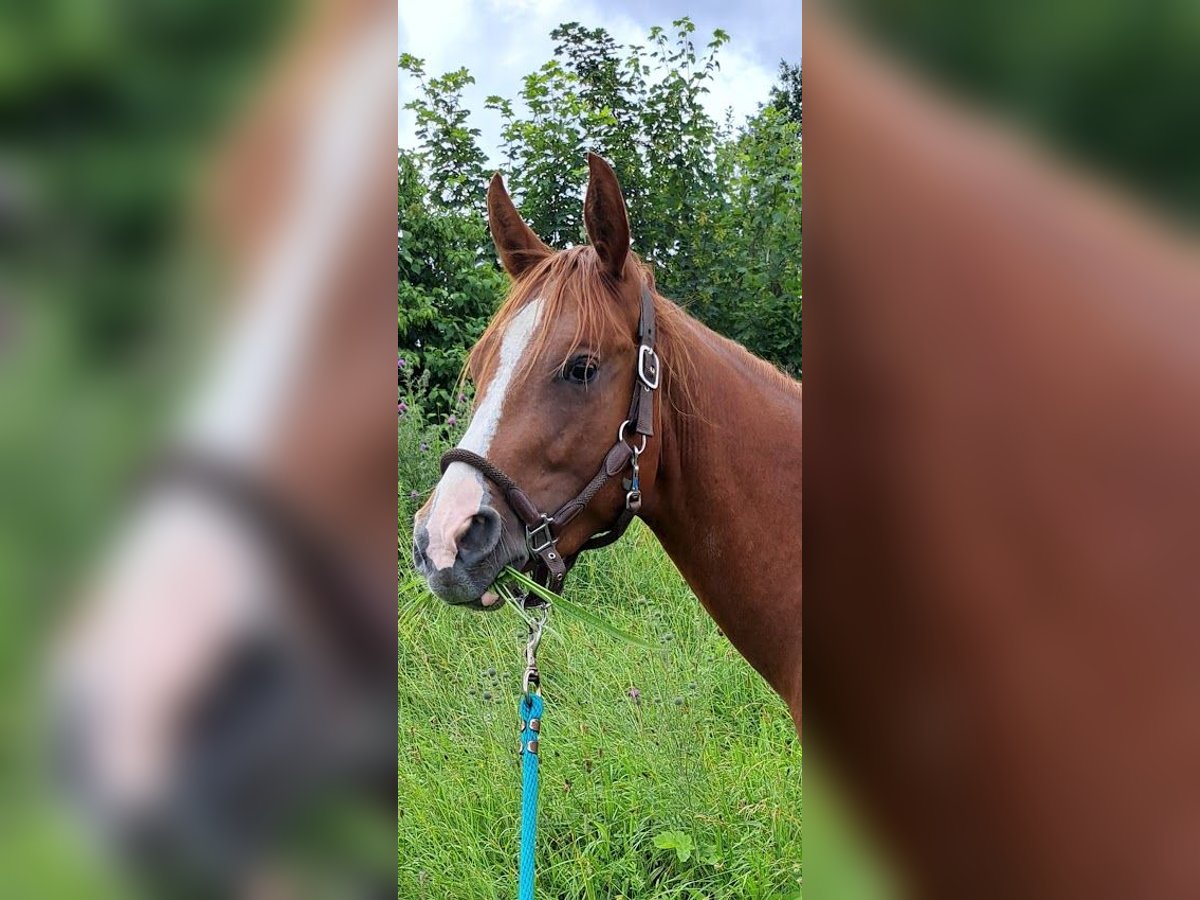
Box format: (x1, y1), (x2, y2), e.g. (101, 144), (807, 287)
(412, 504), (523, 608)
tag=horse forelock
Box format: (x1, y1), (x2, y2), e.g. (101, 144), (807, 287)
(464, 246), (699, 411)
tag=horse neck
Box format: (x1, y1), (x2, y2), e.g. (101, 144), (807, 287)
(642, 314), (803, 715)
(805, 14), (1200, 894)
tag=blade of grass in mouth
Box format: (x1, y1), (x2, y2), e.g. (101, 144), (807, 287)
(498, 566), (657, 650)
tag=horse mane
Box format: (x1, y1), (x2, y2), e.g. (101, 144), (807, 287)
(466, 246), (700, 410)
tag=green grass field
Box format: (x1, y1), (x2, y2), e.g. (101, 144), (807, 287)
(397, 521), (802, 899)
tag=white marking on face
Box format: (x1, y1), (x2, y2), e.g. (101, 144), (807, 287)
(178, 26), (393, 463)
(52, 489), (274, 812)
(424, 298), (544, 570)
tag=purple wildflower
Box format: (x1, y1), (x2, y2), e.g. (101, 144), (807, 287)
(397, 357), (406, 369)
(458, 393), (466, 403)
(447, 415), (457, 427)
(397, 401), (407, 415)
(409, 490), (419, 501)
(419, 441), (428, 453)
(627, 687), (641, 703)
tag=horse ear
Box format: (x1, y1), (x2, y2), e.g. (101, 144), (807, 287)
(583, 152), (630, 280)
(487, 172), (552, 278)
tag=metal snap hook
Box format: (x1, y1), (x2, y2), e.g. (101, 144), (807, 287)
(522, 606), (548, 696)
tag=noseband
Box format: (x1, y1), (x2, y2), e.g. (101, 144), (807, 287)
(440, 281), (660, 604)
(139, 451), (394, 675)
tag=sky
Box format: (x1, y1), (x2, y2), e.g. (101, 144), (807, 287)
(398, 0), (802, 162)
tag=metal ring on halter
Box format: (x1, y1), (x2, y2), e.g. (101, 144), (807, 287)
(617, 419), (647, 455)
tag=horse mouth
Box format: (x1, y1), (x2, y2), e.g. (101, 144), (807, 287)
(453, 556), (538, 612)
(457, 594), (505, 612)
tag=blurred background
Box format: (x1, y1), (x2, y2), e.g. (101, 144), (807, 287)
(0, 2), (294, 894)
(838, 0), (1200, 226)
(0, 0), (293, 657)
(806, 1), (1200, 897)
(1, 1), (397, 896)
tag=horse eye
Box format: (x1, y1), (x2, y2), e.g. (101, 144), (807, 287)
(564, 356), (598, 385)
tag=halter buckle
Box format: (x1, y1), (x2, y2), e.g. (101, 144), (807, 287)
(526, 516), (555, 554)
(637, 345), (661, 390)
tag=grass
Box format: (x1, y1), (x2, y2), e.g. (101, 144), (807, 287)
(398, 521), (802, 899)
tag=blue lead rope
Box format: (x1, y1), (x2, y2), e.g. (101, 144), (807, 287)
(517, 691), (544, 900)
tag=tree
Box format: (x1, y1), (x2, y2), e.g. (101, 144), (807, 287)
(693, 104), (802, 375)
(0, 0), (294, 359)
(398, 20), (803, 403)
(769, 61), (802, 128)
(399, 54), (489, 214)
(398, 59), (505, 408)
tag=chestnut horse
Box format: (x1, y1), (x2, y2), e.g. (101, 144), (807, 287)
(413, 154), (802, 729)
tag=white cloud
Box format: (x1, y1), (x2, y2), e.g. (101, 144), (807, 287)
(705, 43), (777, 127)
(398, 0), (781, 162)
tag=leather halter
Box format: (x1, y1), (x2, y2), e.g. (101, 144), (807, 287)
(440, 281), (661, 604)
(139, 451), (394, 675)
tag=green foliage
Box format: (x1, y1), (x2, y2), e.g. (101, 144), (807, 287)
(398, 150), (504, 411)
(0, 5), (294, 893)
(399, 54), (489, 213)
(653, 829), (695, 862)
(689, 105), (803, 376)
(398, 51), (511, 410)
(500, 567), (658, 649)
(399, 17), (802, 399)
(397, 360), (472, 521)
(770, 60), (802, 127)
(397, 546), (802, 898)
(0, 0), (295, 358)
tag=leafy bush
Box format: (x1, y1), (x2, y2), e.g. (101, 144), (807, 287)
(398, 150), (505, 414)
(399, 17), (802, 411)
(396, 359), (470, 527)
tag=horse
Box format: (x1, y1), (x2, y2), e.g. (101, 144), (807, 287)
(806, 12), (1200, 898)
(412, 153), (803, 731)
(47, 2), (397, 893)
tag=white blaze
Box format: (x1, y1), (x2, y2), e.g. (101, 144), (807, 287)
(178, 25), (392, 462)
(424, 298), (543, 570)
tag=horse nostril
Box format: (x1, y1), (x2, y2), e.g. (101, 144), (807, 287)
(456, 506), (503, 566)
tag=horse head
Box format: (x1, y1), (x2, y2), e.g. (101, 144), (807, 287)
(414, 154), (669, 609)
